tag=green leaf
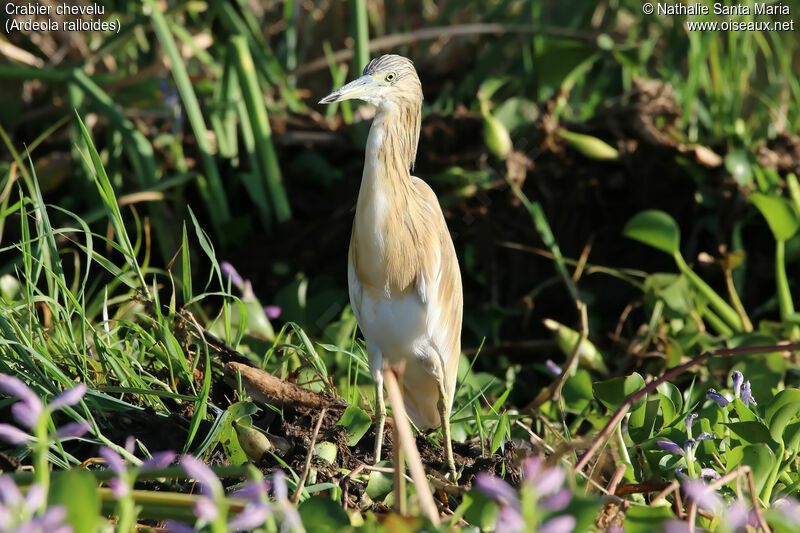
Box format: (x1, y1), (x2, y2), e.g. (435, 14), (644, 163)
(365, 461), (393, 500)
(563, 369), (594, 413)
(593, 373), (646, 411)
(48, 470), (100, 533)
(725, 149), (754, 186)
(750, 193), (800, 241)
(732, 398), (757, 422)
(767, 402), (800, 444)
(460, 490), (499, 532)
(726, 421), (772, 444)
(624, 504), (674, 533)
(623, 210), (681, 255)
(765, 389), (800, 424)
(727, 444), (775, 495)
(298, 495), (350, 531)
(629, 399), (661, 443)
(335, 405), (372, 447)
(657, 382), (683, 425)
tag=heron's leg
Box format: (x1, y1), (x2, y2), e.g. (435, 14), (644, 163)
(436, 378), (457, 480)
(373, 372), (387, 462)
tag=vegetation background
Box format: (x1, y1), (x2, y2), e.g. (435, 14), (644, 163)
(1, 0), (800, 531)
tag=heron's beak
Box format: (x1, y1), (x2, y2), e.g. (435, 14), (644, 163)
(319, 75), (379, 104)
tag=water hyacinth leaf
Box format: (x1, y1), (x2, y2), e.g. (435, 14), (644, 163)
(623, 210), (681, 255)
(782, 421), (800, 451)
(728, 444), (775, 496)
(732, 397), (757, 423)
(657, 382), (683, 425)
(562, 369), (593, 414)
(48, 469), (100, 533)
(750, 193), (800, 241)
(622, 504), (674, 533)
(298, 495), (350, 530)
(460, 490), (500, 532)
(725, 149), (754, 185)
(218, 415), (248, 466)
(766, 389), (800, 426)
(366, 461), (393, 500)
(335, 405), (372, 446)
(725, 421), (772, 445)
(593, 372), (645, 411)
(629, 398), (661, 443)
(557, 130), (619, 160)
(767, 402), (800, 444)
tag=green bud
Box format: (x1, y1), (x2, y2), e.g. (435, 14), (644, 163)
(543, 318), (609, 375)
(558, 130), (619, 161)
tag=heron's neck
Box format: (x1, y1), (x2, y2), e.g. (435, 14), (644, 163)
(360, 102), (421, 198)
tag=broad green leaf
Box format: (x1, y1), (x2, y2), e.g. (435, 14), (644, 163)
(460, 490), (500, 532)
(726, 149), (754, 185)
(299, 495), (350, 531)
(750, 193), (800, 241)
(366, 461), (393, 500)
(593, 373), (646, 411)
(766, 389), (800, 424)
(563, 369), (593, 413)
(733, 398), (757, 422)
(624, 504), (674, 533)
(48, 470), (100, 533)
(629, 398), (660, 443)
(767, 402), (800, 444)
(657, 382), (683, 425)
(727, 444), (775, 495)
(335, 405), (372, 447)
(623, 210), (681, 255)
(726, 421), (772, 444)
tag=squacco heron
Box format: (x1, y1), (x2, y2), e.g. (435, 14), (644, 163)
(320, 55), (462, 479)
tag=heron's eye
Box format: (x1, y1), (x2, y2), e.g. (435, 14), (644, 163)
(385, 72), (396, 82)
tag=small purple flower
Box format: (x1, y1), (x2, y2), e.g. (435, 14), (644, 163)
(657, 440), (683, 455)
(0, 375), (43, 428)
(682, 439), (697, 455)
(233, 480), (271, 501)
(545, 359), (562, 376)
(193, 496), (219, 522)
(539, 514), (576, 533)
(774, 497), (800, 525)
(142, 451), (177, 470)
(534, 467), (566, 496)
(109, 477), (129, 499)
(0, 423), (31, 445)
(263, 305), (281, 320)
(700, 468), (721, 480)
(0, 475), (22, 505)
(696, 432), (715, 442)
(228, 503), (271, 531)
(54, 421), (90, 440)
(182, 456), (222, 496)
(495, 504), (524, 533)
(272, 470), (288, 501)
(706, 388), (729, 408)
(663, 520), (692, 533)
(221, 262), (244, 290)
(683, 479), (722, 511)
(11, 401), (40, 428)
(48, 383), (87, 410)
(541, 488), (572, 511)
(741, 380), (757, 406)
(732, 370), (743, 397)
(725, 501), (749, 529)
(523, 456), (542, 480)
(100, 447), (126, 474)
(685, 413), (698, 432)
(165, 520), (200, 533)
(475, 472), (519, 506)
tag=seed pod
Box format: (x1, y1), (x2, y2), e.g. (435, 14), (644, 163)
(235, 423), (273, 461)
(543, 318), (609, 375)
(483, 112), (513, 160)
(557, 130), (619, 161)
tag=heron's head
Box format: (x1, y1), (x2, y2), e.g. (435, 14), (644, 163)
(319, 54), (422, 110)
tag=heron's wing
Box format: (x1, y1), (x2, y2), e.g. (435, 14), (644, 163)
(411, 177), (463, 403)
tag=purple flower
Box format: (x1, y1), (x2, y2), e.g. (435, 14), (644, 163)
(233, 480), (270, 502)
(100, 447), (126, 474)
(181, 456), (222, 496)
(263, 306), (281, 320)
(545, 359), (562, 376)
(475, 472), (519, 506)
(523, 456), (542, 480)
(228, 503), (271, 531)
(109, 477), (129, 499)
(541, 488), (572, 511)
(534, 467), (566, 496)
(706, 388), (729, 408)
(774, 497), (800, 525)
(165, 520), (200, 533)
(683, 479), (722, 511)
(663, 520), (692, 533)
(657, 440), (683, 455)
(539, 514), (576, 533)
(0, 375), (43, 428)
(142, 451), (177, 470)
(221, 262), (245, 289)
(700, 468), (721, 480)
(495, 504), (524, 533)
(11, 401), (40, 428)
(741, 380), (757, 406)
(54, 421), (90, 440)
(272, 470), (288, 501)
(48, 383), (87, 410)
(193, 496), (219, 522)
(732, 370), (743, 397)
(696, 432), (715, 442)
(685, 413), (698, 432)
(725, 501), (749, 530)
(682, 439), (697, 455)
(0, 423), (31, 445)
